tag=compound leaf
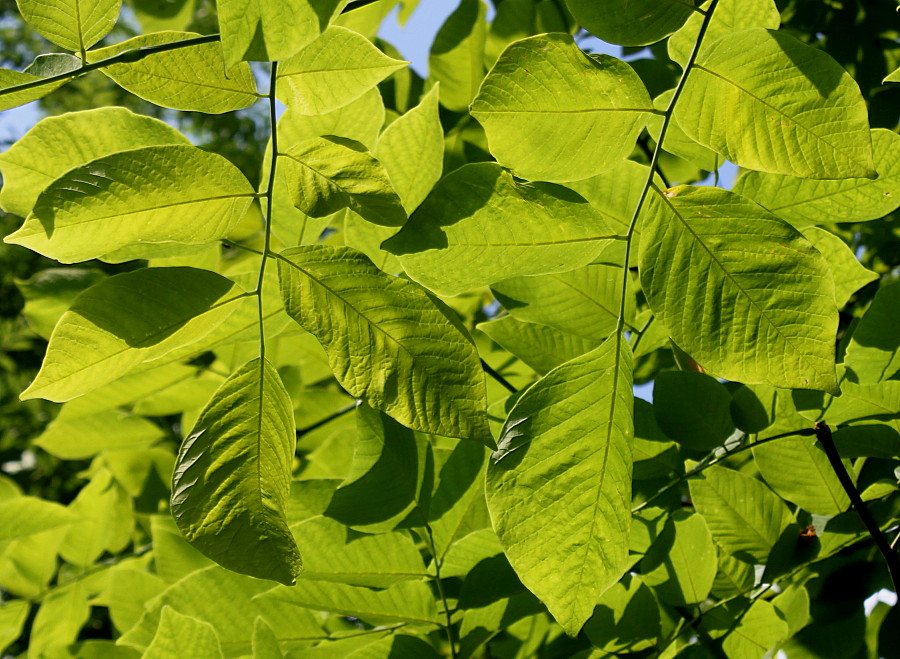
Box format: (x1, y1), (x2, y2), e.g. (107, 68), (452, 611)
(16, 0), (121, 52)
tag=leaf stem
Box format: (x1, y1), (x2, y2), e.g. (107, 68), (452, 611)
(481, 359), (518, 394)
(296, 401), (359, 438)
(423, 522), (458, 659)
(815, 421), (900, 594)
(632, 427), (816, 513)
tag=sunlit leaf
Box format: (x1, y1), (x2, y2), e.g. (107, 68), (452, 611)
(277, 245), (492, 444)
(171, 359), (301, 585)
(668, 0), (780, 66)
(486, 334), (633, 635)
(844, 281), (900, 383)
(642, 511), (717, 606)
(564, 0), (693, 46)
(144, 607), (223, 659)
(17, 0), (121, 52)
(429, 0), (486, 112)
(5, 145), (255, 263)
(471, 33), (652, 182)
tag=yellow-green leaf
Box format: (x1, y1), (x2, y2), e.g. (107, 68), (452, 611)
(16, 0), (121, 52)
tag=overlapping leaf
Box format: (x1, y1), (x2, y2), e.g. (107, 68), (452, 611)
(171, 358), (302, 585)
(639, 186), (839, 392)
(20, 267), (246, 402)
(675, 28), (875, 178)
(428, 0), (486, 112)
(384, 163), (617, 296)
(486, 335), (633, 635)
(276, 26), (407, 115)
(277, 245), (492, 444)
(844, 281), (900, 383)
(0, 62), (74, 111)
(564, 0), (694, 46)
(5, 145), (255, 263)
(471, 33), (652, 182)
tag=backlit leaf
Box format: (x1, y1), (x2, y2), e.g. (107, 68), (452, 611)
(280, 136), (406, 227)
(844, 281), (900, 383)
(276, 26), (407, 115)
(477, 315), (594, 375)
(217, 0), (343, 66)
(642, 511), (717, 606)
(5, 145), (255, 263)
(802, 227), (877, 308)
(384, 163), (617, 296)
(21, 267), (246, 402)
(689, 465), (791, 563)
(16, 0), (121, 52)
(0, 107), (189, 219)
(144, 607), (223, 659)
(675, 28), (875, 178)
(471, 33), (652, 182)
(0, 64), (73, 111)
(171, 358), (301, 585)
(90, 32), (259, 113)
(0, 497), (78, 541)
(639, 186), (839, 393)
(428, 0), (486, 112)
(486, 334), (633, 635)
(733, 129), (900, 227)
(653, 372), (735, 451)
(278, 245), (492, 443)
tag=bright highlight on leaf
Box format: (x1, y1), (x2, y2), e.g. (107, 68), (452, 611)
(486, 334), (634, 636)
(471, 33), (652, 182)
(171, 358), (302, 586)
(16, 0), (121, 53)
(4, 144), (256, 263)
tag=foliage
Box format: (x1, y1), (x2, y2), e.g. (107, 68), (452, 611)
(0, 0), (898, 657)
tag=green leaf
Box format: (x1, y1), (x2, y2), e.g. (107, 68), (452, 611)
(478, 315), (594, 375)
(289, 516), (427, 587)
(21, 267), (246, 402)
(844, 280), (900, 382)
(0, 497), (78, 541)
(29, 582), (90, 657)
(16, 268), (106, 339)
(16, 0), (121, 52)
(721, 600), (789, 658)
(753, 435), (849, 516)
(642, 511), (718, 606)
(648, 89), (721, 172)
(653, 372), (735, 451)
(217, 0), (343, 66)
(582, 574), (660, 653)
(0, 599), (29, 655)
(280, 136), (407, 227)
(564, 0), (694, 46)
(0, 64), (73, 111)
(832, 424), (900, 459)
(0, 107), (189, 219)
(90, 32), (259, 113)
(59, 469), (132, 566)
(639, 186), (839, 393)
(257, 580), (443, 627)
(171, 358), (302, 585)
(277, 245), (492, 444)
(668, 0), (780, 66)
(252, 617), (283, 659)
(276, 26), (407, 115)
(471, 33), (652, 182)
(277, 87), (385, 151)
(428, 0), (486, 112)
(492, 261), (634, 342)
(885, 66), (900, 84)
(375, 84), (443, 213)
(675, 28), (875, 178)
(486, 335), (633, 635)
(5, 145), (256, 263)
(689, 465), (791, 563)
(325, 404), (431, 533)
(732, 129), (900, 227)
(144, 607), (223, 659)
(802, 227), (878, 308)
(34, 407), (163, 459)
(105, 569), (167, 634)
(384, 163), (617, 296)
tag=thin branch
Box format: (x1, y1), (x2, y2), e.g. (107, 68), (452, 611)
(638, 138), (671, 189)
(815, 421), (900, 594)
(297, 402), (359, 438)
(481, 359), (517, 394)
(423, 523), (458, 659)
(632, 427), (815, 513)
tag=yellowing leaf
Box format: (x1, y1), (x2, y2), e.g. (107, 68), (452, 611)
(171, 359), (302, 585)
(471, 33), (652, 182)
